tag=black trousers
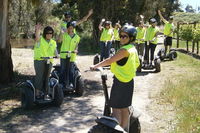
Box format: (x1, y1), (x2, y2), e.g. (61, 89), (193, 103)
(144, 42), (157, 62)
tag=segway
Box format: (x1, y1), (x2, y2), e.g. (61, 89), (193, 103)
(93, 42), (116, 65)
(51, 51), (84, 96)
(88, 68), (141, 133)
(19, 57), (64, 110)
(157, 48), (177, 61)
(137, 41), (161, 73)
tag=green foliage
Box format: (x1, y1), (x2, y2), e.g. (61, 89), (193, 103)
(179, 26), (193, 41)
(78, 35), (99, 55)
(193, 29), (200, 41)
(173, 12), (200, 23)
(161, 53), (200, 133)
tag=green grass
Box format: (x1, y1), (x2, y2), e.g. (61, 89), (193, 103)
(161, 53), (200, 133)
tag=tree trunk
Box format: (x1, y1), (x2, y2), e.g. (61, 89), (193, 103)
(186, 40), (189, 52)
(197, 41), (199, 54)
(176, 22), (179, 48)
(0, 0), (13, 84)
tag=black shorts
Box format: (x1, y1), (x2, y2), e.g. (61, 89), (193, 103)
(109, 76), (134, 108)
(164, 36), (172, 46)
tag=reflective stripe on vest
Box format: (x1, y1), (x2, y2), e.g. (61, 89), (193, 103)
(111, 44), (140, 82)
(60, 33), (80, 62)
(34, 37), (57, 62)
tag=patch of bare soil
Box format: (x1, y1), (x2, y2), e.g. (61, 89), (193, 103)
(0, 47), (177, 133)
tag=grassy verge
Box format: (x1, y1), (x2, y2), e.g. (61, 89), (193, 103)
(161, 53), (200, 133)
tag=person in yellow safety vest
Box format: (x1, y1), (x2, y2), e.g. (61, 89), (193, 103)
(34, 24), (58, 99)
(99, 19), (114, 61)
(144, 18), (159, 67)
(113, 21), (121, 51)
(60, 9), (93, 32)
(135, 15), (146, 57)
(90, 25), (140, 131)
(58, 21), (80, 88)
(158, 10), (174, 56)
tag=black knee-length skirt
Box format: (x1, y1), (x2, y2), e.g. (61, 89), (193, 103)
(109, 76), (134, 108)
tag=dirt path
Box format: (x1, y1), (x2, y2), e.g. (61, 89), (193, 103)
(0, 47), (176, 133)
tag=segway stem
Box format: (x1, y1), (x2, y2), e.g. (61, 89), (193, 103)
(97, 67), (111, 116)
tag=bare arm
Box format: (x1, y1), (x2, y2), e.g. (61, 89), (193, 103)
(35, 24), (42, 42)
(99, 18), (105, 31)
(76, 9), (93, 25)
(90, 49), (129, 69)
(140, 15), (144, 26)
(158, 10), (167, 23)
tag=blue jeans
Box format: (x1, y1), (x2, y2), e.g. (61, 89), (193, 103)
(60, 59), (75, 86)
(99, 41), (112, 61)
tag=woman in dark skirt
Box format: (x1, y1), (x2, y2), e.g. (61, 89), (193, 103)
(90, 24), (140, 130)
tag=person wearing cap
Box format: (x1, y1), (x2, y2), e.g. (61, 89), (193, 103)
(60, 9), (93, 32)
(58, 21), (80, 88)
(34, 24), (58, 98)
(144, 18), (159, 67)
(158, 10), (174, 56)
(135, 15), (146, 57)
(90, 25), (140, 130)
(113, 21), (121, 51)
(99, 19), (114, 61)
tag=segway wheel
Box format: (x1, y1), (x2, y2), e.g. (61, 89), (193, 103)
(169, 51), (177, 60)
(53, 84), (64, 107)
(20, 85), (34, 110)
(93, 54), (100, 65)
(137, 57), (142, 72)
(75, 77), (84, 96)
(129, 118), (141, 133)
(154, 59), (161, 72)
(157, 48), (165, 61)
(88, 124), (122, 133)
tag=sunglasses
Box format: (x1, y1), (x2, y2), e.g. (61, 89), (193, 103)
(46, 32), (53, 35)
(119, 35), (128, 39)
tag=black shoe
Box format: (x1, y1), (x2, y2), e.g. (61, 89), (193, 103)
(44, 95), (51, 100)
(36, 92), (44, 99)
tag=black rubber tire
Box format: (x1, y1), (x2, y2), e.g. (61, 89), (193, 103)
(20, 85), (34, 110)
(154, 59), (161, 72)
(88, 124), (122, 133)
(53, 84), (64, 107)
(137, 58), (142, 72)
(157, 48), (165, 61)
(129, 118), (141, 133)
(169, 51), (177, 60)
(75, 77), (84, 96)
(93, 54), (100, 65)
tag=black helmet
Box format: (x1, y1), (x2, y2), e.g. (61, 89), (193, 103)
(105, 21), (111, 25)
(120, 25), (137, 41)
(43, 26), (54, 38)
(64, 11), (72, 17)
(67, 21), (76, 28)
(149, 18), (157, 24)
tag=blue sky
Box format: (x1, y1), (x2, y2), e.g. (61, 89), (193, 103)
(179, 0), (199, 10)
